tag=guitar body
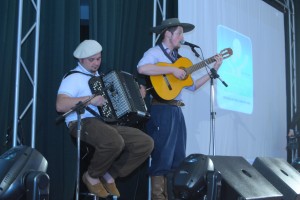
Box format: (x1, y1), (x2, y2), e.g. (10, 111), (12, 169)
(150, 57), (194, 100)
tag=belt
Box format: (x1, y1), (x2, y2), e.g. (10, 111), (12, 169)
(151, 98), (185, 107)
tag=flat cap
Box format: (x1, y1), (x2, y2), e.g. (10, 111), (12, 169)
(73, 40), (102, 59)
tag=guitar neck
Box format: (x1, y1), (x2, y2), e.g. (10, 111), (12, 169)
(186, 55), (216, 75)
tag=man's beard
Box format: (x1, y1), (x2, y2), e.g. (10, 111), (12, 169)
(89, 66), (99, 74)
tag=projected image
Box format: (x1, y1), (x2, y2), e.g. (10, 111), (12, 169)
(217, 25), (253, 114)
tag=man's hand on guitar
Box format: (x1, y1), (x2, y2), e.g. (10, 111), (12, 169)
(213, 54), (223, 71)
(173, 67), (186, 80)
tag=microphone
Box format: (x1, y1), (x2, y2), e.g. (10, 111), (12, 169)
(180, 40), (200, 48)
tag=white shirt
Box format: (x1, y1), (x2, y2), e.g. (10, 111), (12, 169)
(57, 63), (100, 125)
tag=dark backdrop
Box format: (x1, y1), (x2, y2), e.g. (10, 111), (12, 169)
(0, 0), (299, 200)
(0, 0), (176, 199)
(0, 1), (80, 199)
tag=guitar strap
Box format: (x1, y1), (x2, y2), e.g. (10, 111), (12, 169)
(159, 43), (181, 63)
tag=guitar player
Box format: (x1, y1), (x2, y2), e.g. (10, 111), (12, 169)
(137, 18), (223, 200)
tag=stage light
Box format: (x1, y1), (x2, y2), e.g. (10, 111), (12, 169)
(172, 154), (220, 200)
(0, 145), (49, 200)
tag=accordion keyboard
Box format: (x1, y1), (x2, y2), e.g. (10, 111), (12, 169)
(88, 76), (117, 121)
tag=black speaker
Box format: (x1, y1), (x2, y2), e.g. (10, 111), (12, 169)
(209, 156), (283, 200)
(253, 157), (300, 200)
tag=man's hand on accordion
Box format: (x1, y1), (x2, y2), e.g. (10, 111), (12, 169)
(90, 95), (107, 107)
(139, 85), (147, 98)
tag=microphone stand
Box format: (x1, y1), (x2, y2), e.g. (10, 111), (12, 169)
(207, 65), (228, 156)
(209, 69), (217, 156)
(56, 94), (97, 200)
(189, 46), (228, 156)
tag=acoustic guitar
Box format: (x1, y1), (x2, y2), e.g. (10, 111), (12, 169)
(150, 48), (233, 100)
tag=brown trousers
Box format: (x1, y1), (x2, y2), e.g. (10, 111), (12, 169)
(69, 117), (153, 179)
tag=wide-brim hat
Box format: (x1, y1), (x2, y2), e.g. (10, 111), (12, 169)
(73, 40), (102, 59)
(150, 18), (195, 34)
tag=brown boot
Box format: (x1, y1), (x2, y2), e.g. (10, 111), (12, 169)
(163, 176), (168, 199)
(151, 176), (167, 200)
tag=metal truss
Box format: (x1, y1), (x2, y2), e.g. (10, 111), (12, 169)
(13, 0), (41, 148)
(152, 0), (167, 47)
(274, 0), (298, 163)
(286, 0), (297, 124)
(275, 0), (297, 127)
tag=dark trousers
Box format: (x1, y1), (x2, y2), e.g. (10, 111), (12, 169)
(69, 117), (154, 179)
(146, 105), (187, 176)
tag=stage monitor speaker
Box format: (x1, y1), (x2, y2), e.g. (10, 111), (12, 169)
(209, 156), (283, 200)
(253, 157), (300, 200)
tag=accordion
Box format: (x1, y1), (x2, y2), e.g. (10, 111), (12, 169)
(88, 70), (150, 125)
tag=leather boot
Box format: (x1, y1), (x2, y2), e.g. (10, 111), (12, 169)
(163, 176), (168, 199)
(151, 176), (167, 200)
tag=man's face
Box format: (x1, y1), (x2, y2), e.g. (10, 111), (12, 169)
(170, 26), (184, 49)
(80, 52), (101, 73)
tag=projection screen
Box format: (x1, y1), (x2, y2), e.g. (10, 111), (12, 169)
(178, 0), (287, 163)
